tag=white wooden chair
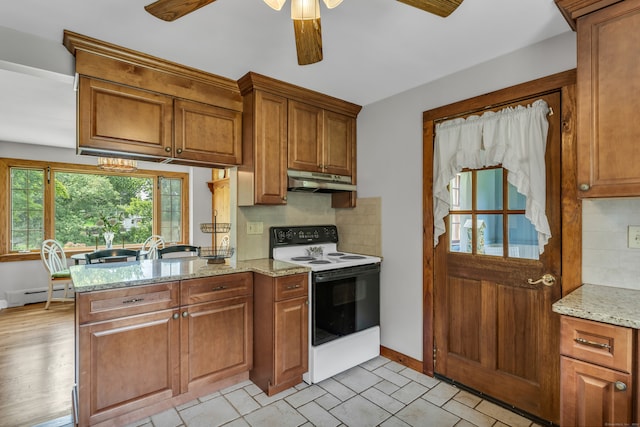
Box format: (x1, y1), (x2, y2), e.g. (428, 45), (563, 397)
(140, 235), (165, 260)
(40, 239), (74, 309)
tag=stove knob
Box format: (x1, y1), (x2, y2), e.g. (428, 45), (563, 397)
(313, 231), (319, 238)
(286, 230), (293, 239)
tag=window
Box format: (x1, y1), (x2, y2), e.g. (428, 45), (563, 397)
(1, 158), (189, 259)
(448, 166), (539, 260)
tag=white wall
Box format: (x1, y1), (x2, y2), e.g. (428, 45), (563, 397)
(356, 31), (577, 362)
(0, 141), (213, 304)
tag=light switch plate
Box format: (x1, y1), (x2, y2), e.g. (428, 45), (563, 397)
(247, 221), (264, 235)
(628, 225), (640, 249)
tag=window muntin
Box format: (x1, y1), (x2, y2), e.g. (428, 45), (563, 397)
(448, 167), (539, 260)
(2, 158), (189, 258)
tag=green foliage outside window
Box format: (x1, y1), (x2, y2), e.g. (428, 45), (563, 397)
(54, 173), (153, 249)
(7, 161), (186, 254)
(10, 168), (44, 251)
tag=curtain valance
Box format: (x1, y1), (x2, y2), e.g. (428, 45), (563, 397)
(433, 99), (551, 253)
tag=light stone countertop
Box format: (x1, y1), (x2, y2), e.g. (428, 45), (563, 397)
(70, 257), (310, 293)
(552, 283), (640, 329)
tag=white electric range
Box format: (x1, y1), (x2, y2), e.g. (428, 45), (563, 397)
(270, 225), (381, 384)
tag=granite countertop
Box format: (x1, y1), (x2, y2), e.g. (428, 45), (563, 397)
(552, 283), (640, 329)
(70, 257), (310, 293)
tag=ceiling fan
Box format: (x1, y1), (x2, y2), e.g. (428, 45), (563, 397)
(144, 0), (464, 66)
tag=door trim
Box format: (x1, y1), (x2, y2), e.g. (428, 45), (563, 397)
(422, 69), (579, 377)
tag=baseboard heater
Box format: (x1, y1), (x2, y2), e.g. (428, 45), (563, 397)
(5, 286), (75, 307)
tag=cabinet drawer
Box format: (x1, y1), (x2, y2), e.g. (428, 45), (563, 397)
(181, 272), (253, 305)
(274, 273), (308, 301)
(77, 281), (179, 324)
(560, 316), (633, 372)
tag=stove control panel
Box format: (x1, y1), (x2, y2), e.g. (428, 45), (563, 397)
(270, 225), (338, 250)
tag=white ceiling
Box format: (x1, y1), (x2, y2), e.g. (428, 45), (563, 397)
(0, 0), (571, 149)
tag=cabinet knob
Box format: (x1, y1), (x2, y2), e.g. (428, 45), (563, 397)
(578, 183), (590, 191)
(182, 311), (188, 318)
(172, 313), (179, 320)
(165, 147), (171, 153)
(615, 381), (627, 391)
(176, 148), (183, 154)
(282, 195), (287, 201)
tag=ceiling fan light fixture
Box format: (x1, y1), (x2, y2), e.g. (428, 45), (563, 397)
(321, 0), (343, 8)
(264, 0), (287, 11)
(291, 0), (320, 20)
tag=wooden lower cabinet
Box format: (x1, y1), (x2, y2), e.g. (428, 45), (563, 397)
(561, 356), (632, 426)
(76, 274), (253, 426)
(251, 273), (308, 396)
(180, 296), (253, 392)
(559, 315), (636, 426)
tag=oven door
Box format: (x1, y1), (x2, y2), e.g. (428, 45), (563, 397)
(312, 263), (380, 346)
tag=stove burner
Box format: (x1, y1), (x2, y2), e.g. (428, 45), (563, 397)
(327, 252), (345, 256)
(309, 260), (332, 264)
(340, 255), (366, 260)
(292, 256), (316, 261)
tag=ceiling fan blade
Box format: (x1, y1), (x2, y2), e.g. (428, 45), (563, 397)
(293, 18), (323, 65)
(145, 0), (217, 22)
(396, 0), (464, 17)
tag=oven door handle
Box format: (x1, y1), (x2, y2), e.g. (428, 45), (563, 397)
(313, 263), (380, 283)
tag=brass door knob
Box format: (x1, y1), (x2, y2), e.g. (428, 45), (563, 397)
(527, 274), (556, 287)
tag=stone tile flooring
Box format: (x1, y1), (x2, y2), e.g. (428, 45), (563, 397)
(116, 356), (542, 427)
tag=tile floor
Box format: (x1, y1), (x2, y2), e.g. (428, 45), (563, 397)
(105, 356), (540, 427)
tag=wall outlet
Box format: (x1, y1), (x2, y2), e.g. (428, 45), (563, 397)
(628, 225), (640, 249)
(247, 221), (264, 235)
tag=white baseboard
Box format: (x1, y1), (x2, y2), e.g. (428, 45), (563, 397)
(5, 286), (74, 307)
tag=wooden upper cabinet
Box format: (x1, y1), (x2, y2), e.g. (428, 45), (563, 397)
(237, 87), (288, 205)
(78, 77), (173, 158)
(575, 0), (640, 197)
(323, 110), (354, 176)
(238, 71), (361, 207)
(64, 30), (243, 168)
(288, 100), (323, 173)
(288, 100), (354, 176)
(174, 99), (242, 165)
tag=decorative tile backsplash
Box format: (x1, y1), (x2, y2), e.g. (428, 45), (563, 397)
(582, 198), (640, 290)
(236, 194), (381, 261)
(335, 197), (382, 257)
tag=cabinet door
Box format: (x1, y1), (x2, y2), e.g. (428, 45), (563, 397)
(253, 90), (288, 204)
(323, 110), (354, 176)
(78, 308), (180, 426)
(180, 296), (253, 393)
(576, 0), (640, 197)
(174, 99), (242, 166)
(274, 296), (308, 388)
(78, 76), (173, 159)
(561, 356), (632, 427)
(288, 100), (323, 172)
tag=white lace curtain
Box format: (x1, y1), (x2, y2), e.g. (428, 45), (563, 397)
(433, 99), (551, 254)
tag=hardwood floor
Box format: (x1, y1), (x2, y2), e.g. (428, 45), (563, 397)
(0, 302), (74, 426)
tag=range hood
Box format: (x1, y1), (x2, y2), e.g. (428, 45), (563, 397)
(287, 170), (356, 193)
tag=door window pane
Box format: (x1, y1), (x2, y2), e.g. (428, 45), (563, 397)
(450, 214), (471, 253)
(508, 182), (526, 210)
(478, 214), (503, 256)
(450, 172), (472, 211)
(477, 169), (503, 210)
(508, 214), (539, 260)
(10, 168), (44, 251)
